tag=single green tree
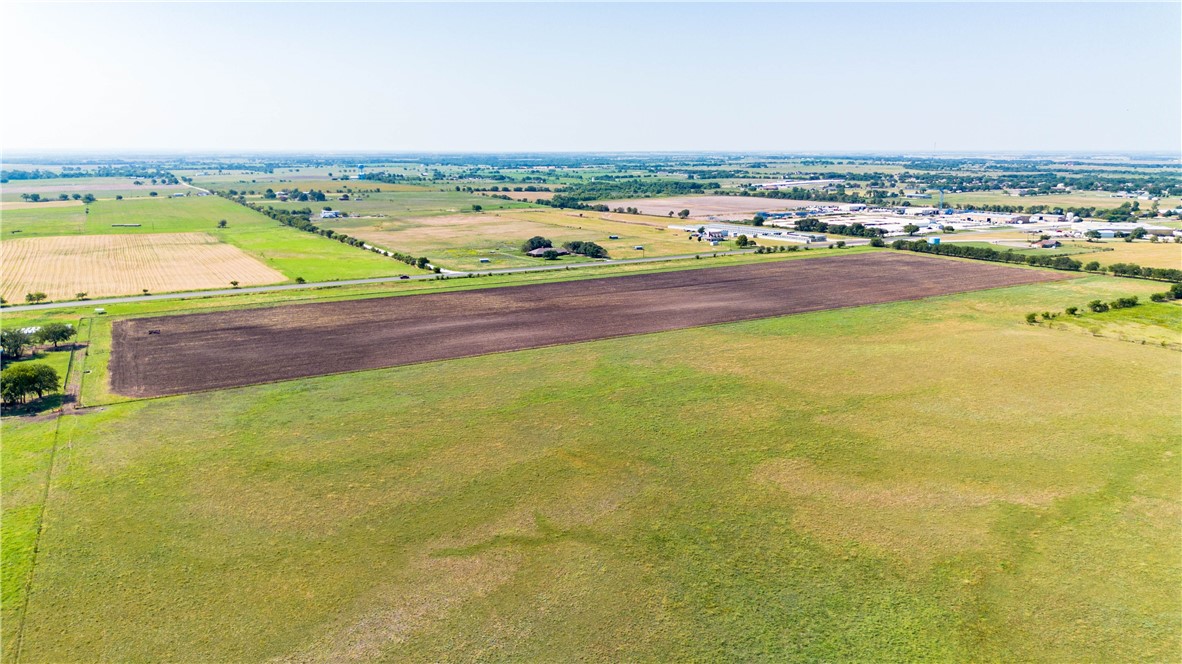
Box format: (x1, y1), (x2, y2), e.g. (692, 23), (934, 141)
(35, 323), (76, 349)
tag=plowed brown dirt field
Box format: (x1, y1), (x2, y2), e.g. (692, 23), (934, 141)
(110, 253), (1072, 397)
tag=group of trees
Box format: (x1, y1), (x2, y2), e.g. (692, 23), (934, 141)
(534, 179), (719, 211)
(1, 323), (76, 360)
(754, 245), (800, 254)
(520, 237), (608, 259)
(262, 188), (327, 202)
(19, 192), (96, 204)
(0, 323), (75, 406)
(562, 241), (608, 258)
(1149, 283), (1182, 302)
(1, 363), (60, 406)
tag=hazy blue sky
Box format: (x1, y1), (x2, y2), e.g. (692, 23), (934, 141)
(4, 2), (1179, 153)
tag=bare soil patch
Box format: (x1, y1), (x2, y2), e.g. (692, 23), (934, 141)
(488, 190), (556, 201)
(110, 253), (1072, 397)
(594, 195), (817, 219)
(2, 232), (286, 301)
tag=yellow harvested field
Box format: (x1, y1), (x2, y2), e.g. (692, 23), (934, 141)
(2, 232), (286, 301)
(1059, 240), (1182, 270)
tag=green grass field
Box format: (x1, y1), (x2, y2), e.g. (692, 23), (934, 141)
(2, 196), (432, 283)
(3, 269), (1177, 662)
(1053, 299), (1182, 347)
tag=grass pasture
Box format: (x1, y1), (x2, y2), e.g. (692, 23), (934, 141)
(1, 233), (286, 302)
(332, 207), (745, 270)
(1053, 299), (1182, 347)
(3, 272), (1178, 661)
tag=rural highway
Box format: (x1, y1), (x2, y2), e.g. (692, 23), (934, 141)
(3, 248), (762, 312)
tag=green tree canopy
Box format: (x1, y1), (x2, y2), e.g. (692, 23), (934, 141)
(35, 323), (75, 349)
(522, 236), (552, 252)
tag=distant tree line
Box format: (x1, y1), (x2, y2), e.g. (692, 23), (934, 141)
(890, 239), (1084, 272)
(0, 166), (178, 183)
(536, 179), (720, 211)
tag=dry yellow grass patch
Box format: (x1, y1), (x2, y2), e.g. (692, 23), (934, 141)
(2, 232), (285, 300)
(0, 200), (86, 211)
(753, 457), (1060, 563)
(1062, 239), (1182, 270)
(274, 552), (521, 663)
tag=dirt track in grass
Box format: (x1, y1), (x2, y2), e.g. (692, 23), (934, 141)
(110, 252), (1073, 397)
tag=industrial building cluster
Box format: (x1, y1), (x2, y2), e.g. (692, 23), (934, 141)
(672, 201), (1182, 248)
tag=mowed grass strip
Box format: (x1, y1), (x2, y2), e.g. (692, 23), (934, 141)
(1, 233), (286, 301)
(7, 275), (1178, 661)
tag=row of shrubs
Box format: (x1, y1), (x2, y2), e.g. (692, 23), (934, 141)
(750, 241), (856, 254)
(891, 239), (1182, 283)
(1025, 284), (1181, 324)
